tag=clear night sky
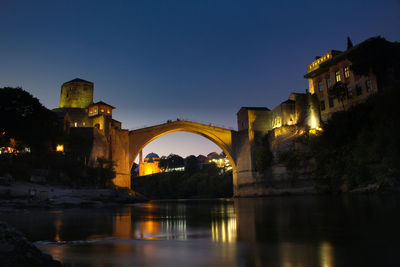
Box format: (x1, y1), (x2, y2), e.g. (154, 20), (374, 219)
(1, 0), (399, 159)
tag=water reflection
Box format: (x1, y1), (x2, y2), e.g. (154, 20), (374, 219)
(1, 196), (400, 266)
(319, 241), (334, 267)
(210, 203), (237, 243)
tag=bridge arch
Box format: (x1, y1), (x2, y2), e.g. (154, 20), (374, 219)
(129, 120), (236, 173)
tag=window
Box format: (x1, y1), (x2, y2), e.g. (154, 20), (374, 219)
(366, 80), (372, 92)
(326, 78), (331, 88)
(344, 66), (350, 79)
(320, 100), (326, 111)
(329, 97), (334, 108)
(335, 71), (341, 82)
(107, 109), (111, 114)
(356, 84), (362, 96)
(347, 87), (353, 98)
(318, 81), (324, 92)
(74, 122), (77, 127)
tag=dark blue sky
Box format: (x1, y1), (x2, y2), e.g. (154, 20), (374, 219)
(1, 0), (399, 158)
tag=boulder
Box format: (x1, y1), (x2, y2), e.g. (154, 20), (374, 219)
(0, 220), (61, 267)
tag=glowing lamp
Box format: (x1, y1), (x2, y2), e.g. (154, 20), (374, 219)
(56, 144), (64, 152)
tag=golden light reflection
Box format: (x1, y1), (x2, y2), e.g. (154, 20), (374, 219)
(211, 216), (237, 243)
(54, 218), (62, 242)
(319, 241), (334, 267)
(113, 214), (132, 239)
(140, 219), (161, 239)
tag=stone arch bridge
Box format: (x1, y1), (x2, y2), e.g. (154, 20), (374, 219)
(129, 120), (237, 172)
(105, 113), (274, 196)
(107, 119), (259, 196)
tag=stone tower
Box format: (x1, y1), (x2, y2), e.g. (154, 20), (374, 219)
(59, 78), (94, 108)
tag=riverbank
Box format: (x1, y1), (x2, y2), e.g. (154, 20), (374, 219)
(0, 220), (61, 266)
(0, 181), (147, 208)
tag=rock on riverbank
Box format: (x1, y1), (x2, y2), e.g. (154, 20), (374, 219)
(0, 220), (61, 267)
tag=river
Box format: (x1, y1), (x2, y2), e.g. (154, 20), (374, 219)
(1, 195), (399, 266)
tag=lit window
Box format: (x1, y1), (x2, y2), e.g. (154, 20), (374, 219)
(94, 108), (97, 113)
(356, 84), (362, 96)
(318, 81), (323, 92)
(320, 101), (326, 111)
(74, 122), (77, 127)
(83, 122), (86, 126)
(101, 109), (104, 113)
(326, 78), (331, 88)
(366, 80), (372, 92)
(344, 66), (350, 79)
(329, 98), (334, 108)
(107, 109), (111, 114)
(89, 108), (93, 114)
(335, 71), (341, 82)
(347, 87), (353, 98)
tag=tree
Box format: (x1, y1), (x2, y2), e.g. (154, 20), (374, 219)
(348, 37), (400, 90)
(185, 155), (199, 175)
(328, 81), (348, 110)
(0, 87), (61, 153)
(159, 154), (184, 170)
(96, 157), (116, 187)
(347, 36), (353, 49)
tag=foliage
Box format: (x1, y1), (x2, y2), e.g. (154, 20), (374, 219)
(0, 153), (116, 188)
(159, 154), (184, 170)
(347, 37), (400, 89)
(347, 36), (353, 49)
(133, 164), (233, 199)
(277, 149), (311, 183)
(95, 157), (116, 188)
(309, 85), (400, 192)
(0, 87), (62, 153)
(255, 133), (273, 172)
(328, 81), (348, 109)
(255, 147), (273, 172)
(185, 155), (199, 175)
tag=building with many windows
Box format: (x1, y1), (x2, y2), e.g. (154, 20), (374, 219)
(304, 39), (379, 121)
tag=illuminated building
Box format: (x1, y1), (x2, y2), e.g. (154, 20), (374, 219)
(139, 152), (161, 176)
(59, 78), (94, 108)
(52, 78), (125, 166)
(54, 78), (121, 133)
(207, 152), (232, 171)
(304, 38), (379, 121)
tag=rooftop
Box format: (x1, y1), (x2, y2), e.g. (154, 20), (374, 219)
(62, 78), (93, 85)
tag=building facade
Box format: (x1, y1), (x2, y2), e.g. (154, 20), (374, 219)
(54, 78), (122, 135)
(139, 152), (161, 176)
(304, 41), (379, 121)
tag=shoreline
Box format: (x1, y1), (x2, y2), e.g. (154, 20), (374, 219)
(0, 181), (146, 209)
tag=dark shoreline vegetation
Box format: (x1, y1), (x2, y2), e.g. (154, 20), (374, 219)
(133, 165), (233, 199)
(309, 84), (400, 192)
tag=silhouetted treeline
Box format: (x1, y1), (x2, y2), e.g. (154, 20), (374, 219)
(133, 164), (233, 198)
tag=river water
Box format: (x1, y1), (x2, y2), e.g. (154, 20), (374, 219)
(1, 195), (399, 266)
